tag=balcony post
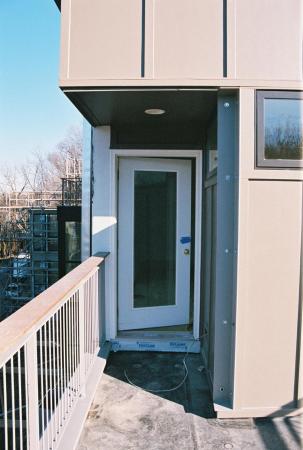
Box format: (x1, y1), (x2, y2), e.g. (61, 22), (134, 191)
(79, 284), (86, 398)
(25, 333), (40, 450)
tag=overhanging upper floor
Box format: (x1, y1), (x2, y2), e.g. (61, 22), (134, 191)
(56, 0), (302, 126)
(57, 0), (302, 90)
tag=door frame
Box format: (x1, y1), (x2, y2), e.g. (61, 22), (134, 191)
(106, 149), (203, 340)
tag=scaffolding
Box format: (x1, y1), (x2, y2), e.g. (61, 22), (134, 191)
(61, 178), (82, 206)
(62, 157), (82, 206)
(0, 208), (59, 318)
(30, 208), (59, 296)
(0, 195), (61, 318)
(0, 159), (82, 319)
(65, 157), (82, 179)
(0, 191), (62, 219)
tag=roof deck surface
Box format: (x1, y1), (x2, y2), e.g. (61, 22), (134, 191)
(77, 352), (302, 450)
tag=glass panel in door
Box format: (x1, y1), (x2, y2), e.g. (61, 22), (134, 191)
(134, 171), (176, 308)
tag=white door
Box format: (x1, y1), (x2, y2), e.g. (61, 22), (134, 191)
(118, 158), (192, 330)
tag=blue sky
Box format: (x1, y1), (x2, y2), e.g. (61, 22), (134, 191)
(0, 0), (82, 164)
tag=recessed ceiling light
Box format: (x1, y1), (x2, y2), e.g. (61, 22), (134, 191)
(144, 108), (166, 115)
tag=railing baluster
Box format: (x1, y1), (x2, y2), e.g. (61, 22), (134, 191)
(67, 299), (70, 411)
(96, 271), (99, 350)
(74, 292), (77, 392)
(94, 272), (97, 351)
(49, 318), (54, 448)
(17, 350), (23, 450)
(63, 303), (67, 420)
(88, 279), (90, 366)
(92, 276), (94, 357)
(11, 357), (16, 450)
(59, 307), (63, 428)
(85, 281), (88, 372)
(79, 285), (85, 398)
(92, 275), (95, 356)
(3, 364), (8, 450)
(75, 291), (79, 393)
(87, 279), (90, 366)
(55, 310), (60, 440)
(39, 329), (45, 450)
(70, 295), (74, 405)
(25, 334), (39, 450)
(68, 298), (72, 410)
(95, 270), (99, 350)
(44, 324), (50, 450)
(89, 277), (92, 364)
(84, 282), (87, 374)
(52, 313), (57, 444)
(72, 294), (75, 403)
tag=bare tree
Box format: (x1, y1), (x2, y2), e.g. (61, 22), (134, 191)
(0, 164), (26, 193)
(0, 126), (82, 196)
(48, 126), (82, 180)
(20, 150), (55, 192)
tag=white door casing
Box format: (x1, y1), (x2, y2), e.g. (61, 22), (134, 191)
(118, 157), (192, 330)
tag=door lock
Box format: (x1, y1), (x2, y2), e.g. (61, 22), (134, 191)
(184, 248), (190, 255)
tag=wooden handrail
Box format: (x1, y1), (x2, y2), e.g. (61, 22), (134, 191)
(0, 256), (104, 355)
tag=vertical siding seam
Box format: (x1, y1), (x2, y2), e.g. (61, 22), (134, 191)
(141, 0), (146, 77)
(223, 0), (228, 77)
(90, 127), (94, 257)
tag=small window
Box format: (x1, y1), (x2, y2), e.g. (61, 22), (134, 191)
(257, 91), (303, 168)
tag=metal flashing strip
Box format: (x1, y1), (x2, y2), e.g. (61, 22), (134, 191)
(110, 338), (201, 353)
(63, 88), (219, 93)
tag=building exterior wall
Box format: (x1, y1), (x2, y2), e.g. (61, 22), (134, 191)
(60, 0), (142, 81)
(230, 89), (303, 417)
(59, 0), (302, 88)
(148, 0), (223, 79)
(239, 180), (301, 408)
(233, 0), (302, 81)
(58, 1), (303, 417)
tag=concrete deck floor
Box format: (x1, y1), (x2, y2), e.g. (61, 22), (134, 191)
(77, 351), (302, 450)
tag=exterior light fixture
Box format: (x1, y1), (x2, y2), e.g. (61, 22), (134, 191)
(144, 108), (166, 115)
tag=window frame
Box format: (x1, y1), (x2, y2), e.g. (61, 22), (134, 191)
(256, 90), (303, 169)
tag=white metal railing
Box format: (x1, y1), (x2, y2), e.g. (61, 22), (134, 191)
(0, 256), (105, 450)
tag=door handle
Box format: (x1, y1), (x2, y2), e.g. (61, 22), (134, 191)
(184, 248), (190, 255)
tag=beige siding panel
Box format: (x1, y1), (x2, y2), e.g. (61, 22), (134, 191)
(241, 180), (302, 408)
(235, 0), (302, 81)
(66, 0), (142, 80)
(152, 0), (223, 79)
